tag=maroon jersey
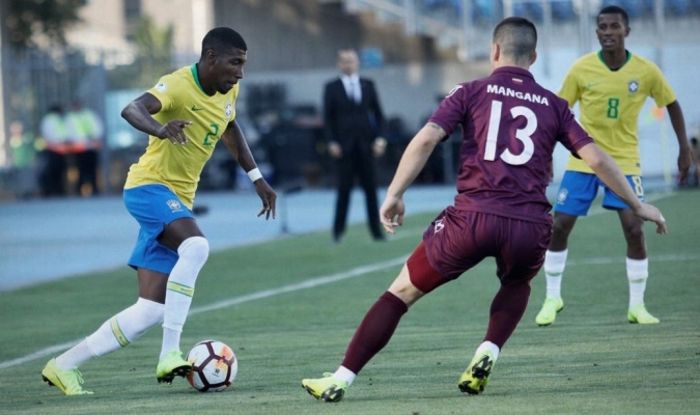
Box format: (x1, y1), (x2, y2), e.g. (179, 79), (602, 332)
(429, 66), (593, 224)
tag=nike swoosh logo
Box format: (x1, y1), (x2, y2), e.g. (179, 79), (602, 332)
(191, 105), (204, 112)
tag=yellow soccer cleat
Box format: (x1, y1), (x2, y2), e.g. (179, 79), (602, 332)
(301, 372), (348, 402)
(458, 352), (496, 395)
(156, 350), (192, 384)
(41, 358), (94, 396)
(627, 304), (660, 324)
(535, 297), (565, 326)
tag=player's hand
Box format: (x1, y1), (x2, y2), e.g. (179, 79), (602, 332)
(254, 179), (276, 220)
(372, 137), (387, 158)
(677, 147), (692, 185)
(633, 203), (667, 235)
(157, 120), (191, 145)
(328, 142), (343, 159)
(380, 195), (405, 234)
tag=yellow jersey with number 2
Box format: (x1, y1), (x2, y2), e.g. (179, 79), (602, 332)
(125, 64), (238, 208)
(559, 51), (675, 176)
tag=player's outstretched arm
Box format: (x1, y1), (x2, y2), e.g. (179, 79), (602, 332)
(578, 143), (667, 235)
(221, 120), (276, 219)
(380, 122), (445, 234)
(121, 93), (190, 145)
(666, 100), (692, 184)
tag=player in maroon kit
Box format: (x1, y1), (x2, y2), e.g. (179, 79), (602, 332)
(302, 17), (667, 401)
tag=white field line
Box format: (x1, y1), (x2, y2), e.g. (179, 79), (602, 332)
(0, 256), (406, 370)
(0, 192), (680, 370)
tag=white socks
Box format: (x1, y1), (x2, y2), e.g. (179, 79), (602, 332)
(543, 249), (568, 299)
(56, 298), (164, 370)
(333, 366), (357, 386)
(626, 257), (649, 309)
(160, 236), (209, 358)
(475, 341), (500, 360)
(55, 237), (210, 370)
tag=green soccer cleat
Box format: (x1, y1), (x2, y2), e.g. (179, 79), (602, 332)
(301, 372), (348, 402)
(535, 297), (565, 326)
(156, 350), (192, 384)
(627, 304), (660, 324)
(41, 358), (94, 396)
(458, 352), (496, 395)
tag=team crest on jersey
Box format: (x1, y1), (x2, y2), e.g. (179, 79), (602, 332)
(167, 199), (182, 212)
(434, 218), (445, 233)
(224, 102), (232, 119)
(628, 80), (639, 93)
(557, 188), (568, 205)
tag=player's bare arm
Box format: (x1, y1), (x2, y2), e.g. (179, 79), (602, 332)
(380, 122), (445, 234)
(121, 93), (191, 145)
(221, 120), (277, 219)
(578, 143), (667, 235)
(666, 100), (692, 184)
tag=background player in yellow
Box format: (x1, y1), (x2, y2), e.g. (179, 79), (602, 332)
(41, 27), (277, 395)
(535, 5), (691, 327)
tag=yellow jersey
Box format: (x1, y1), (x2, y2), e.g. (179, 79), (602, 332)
(125, 64), (239, 208)
(559, 51), (676, 175)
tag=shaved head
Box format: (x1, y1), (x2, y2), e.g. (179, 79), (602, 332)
(492, 17), (537, 64)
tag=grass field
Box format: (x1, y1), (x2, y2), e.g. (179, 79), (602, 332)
(1, 190), (699, 415)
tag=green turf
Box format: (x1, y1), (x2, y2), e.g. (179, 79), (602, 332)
(1, 190), (699, 414)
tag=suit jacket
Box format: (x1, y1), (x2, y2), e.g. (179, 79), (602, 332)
(323, 77), (385, 154)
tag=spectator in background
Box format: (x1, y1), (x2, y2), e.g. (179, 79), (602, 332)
(9, 121), (36, 169)
(38, 104), (69, 197)
(324, 48), (387, 242)
(66, 99), (104, 196)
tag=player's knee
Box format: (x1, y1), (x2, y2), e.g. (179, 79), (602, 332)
(177, 236), (209, 265)
(621, 221), (644, 242)
(551, 217), (574, 238)
(388, 279), (423, 306)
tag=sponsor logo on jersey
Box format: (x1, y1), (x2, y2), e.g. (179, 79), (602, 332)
(224, 102), (233, 118)
(155, 82), (167, 92)
(167, 199), (182, 212)
(191, 105), (204, 112)
(628, 80), (639, 93)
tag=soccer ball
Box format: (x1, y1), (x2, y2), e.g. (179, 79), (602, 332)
(186, 340), (238, 392)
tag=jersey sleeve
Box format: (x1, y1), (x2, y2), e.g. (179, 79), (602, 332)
(556, 100), (594, 157)
(147, 73), (182, 113)
(557, 67), (580, 107)
(428, 83), (467, 136)
(647, 62), (676, 108)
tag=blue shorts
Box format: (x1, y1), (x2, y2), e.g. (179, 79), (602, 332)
(123, 184), (194, 275)
(554, 171), (645, 216)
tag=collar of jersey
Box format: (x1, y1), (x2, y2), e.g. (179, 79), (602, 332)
(597, 50), (631, 72)
(190, 64), (207, 94)
(492, 66), (534, 79)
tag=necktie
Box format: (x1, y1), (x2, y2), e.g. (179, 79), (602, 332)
(351, 80), (360, 103)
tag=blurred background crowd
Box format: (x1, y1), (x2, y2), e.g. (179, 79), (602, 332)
(0, 0), (699, 200)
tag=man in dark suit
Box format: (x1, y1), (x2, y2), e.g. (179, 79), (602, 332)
(324, 49), (387, 242)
